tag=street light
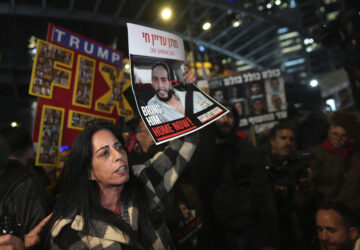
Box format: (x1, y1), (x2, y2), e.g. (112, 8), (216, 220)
(161, 7), (172, 20)
(202, 22), (211, 31)
(309, 79), (319, 87)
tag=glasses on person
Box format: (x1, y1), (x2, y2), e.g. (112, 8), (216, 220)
(330, 131), (348, 140)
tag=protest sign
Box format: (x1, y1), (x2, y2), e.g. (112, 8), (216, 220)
(127, 23), (228, 144)
(209, 69), (287, 134)
(29, 23), (132, 166)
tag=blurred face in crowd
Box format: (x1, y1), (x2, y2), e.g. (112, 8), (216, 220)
(272, 95), (282, 110)
(214, 90), (224, 101)
(135, 120), (154, 153)
(271, 129), (296, 156)
(152, 65), (171, 101)
(178, 203), (193, 222)
(250, 82), (262, 95)
(215, 112), (235, 136)
(316, 209), (358, 250)
(90, 129), (129, 189)
(328, 125), (349, 150)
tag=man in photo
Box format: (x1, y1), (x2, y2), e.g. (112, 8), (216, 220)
(147, 62), (211, 123)
(251, 98), (266, 116)
(250, 82), (263, 96)
(234, 101), (244, 116)
(270, 78), (281, 92)
(272, 94), (283, 111)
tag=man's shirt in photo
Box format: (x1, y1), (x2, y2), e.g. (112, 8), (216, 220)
(147, 89), (212, 123)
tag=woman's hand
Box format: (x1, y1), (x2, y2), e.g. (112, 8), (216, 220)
(183, 65), (197, 84)
(0, 234), (24, 250)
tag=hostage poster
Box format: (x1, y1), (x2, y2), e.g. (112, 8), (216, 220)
(127, 23), (228, 144)
(208, 69), (288, 134)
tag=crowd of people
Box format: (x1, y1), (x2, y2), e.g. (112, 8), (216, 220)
(1, 87), (360, 249)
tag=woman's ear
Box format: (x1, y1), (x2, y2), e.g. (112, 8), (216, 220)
(89, 169), (95, 181)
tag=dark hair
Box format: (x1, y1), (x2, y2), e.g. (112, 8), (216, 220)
(41, 122), (147, 248)
(270, 122), (297, 140)
(0, 136), (9, 167)
(151, 61), (170, 80)
(318, 201), (359, 229)
(0, 126), (33, 157)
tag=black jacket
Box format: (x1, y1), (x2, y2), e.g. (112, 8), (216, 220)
(212, 135), (279, 247)
(0, 160), (48, 234)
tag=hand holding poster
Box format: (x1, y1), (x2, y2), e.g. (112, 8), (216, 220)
(127, 23), (228, 144)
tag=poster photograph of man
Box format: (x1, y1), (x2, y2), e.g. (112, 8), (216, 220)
(130, 55), (225, 138)
(127, 23), (228, 144)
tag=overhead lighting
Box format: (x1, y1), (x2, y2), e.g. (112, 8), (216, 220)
(28, 35), (37, 49)
(281, 44), (302, 54)
(309, 79), (319, 87)
(283, 58), (305, 67)
(10, 122), (18, 127)
(232, 20), (242, 27)
(258, 5), (264, 11)
(290, 0), (296, 8)
(326, 99), (336, 111)
(198, 45), (205, 52)
(31, 48), (37, 55)
(160, 7), (172, 20)
(304, 38), (314, 45)
(202, 22), (211, 31)
(275, 0), (281, 6)
(278, 31), (300, 40)
(124, 63), (130, 70)
(266, 3), (272, 9)
(277, 27), (289, 34)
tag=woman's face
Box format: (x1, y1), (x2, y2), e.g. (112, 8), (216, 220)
(90, 129), (129, 188)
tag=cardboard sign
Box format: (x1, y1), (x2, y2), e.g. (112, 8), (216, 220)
(209, 69), (288, 134)
(29, 23), (132, 166)
(127, 23), (228, 144)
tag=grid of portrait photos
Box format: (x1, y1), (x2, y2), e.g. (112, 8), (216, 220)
(70, 111), (114, 129)
(74, 56), (94, 106)
(210, 76), (286, 117)
(38, 107), (63, 165)
(96, 64), (131, 114)
(31, 41), (72, 97)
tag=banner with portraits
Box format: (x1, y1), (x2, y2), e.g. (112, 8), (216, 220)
(127, 23), (228, 145)
(29, 23), (133, 166)
(208, 69), (288, 134)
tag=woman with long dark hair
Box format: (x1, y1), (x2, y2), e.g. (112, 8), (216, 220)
(41, 122), (197, 249)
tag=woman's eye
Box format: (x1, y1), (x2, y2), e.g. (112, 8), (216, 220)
(100, 151), (109, 157)
(115, 144), (124, 152)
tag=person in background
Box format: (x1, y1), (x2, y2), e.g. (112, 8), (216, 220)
(211, 105), (279, 250)
(262, 123), (312, 250)
(316, 201), (360, 250)
(0, 126), (49, 234)
(0, 126), (50, 249)
(309, 111), (360, 220)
